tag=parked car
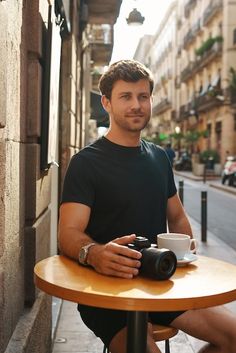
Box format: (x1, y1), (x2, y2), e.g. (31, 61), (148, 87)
(221, 156), (236, 187)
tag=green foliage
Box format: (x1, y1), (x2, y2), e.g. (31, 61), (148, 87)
(195, 36), (223, 56)
(199, 149), (220, 163)
(184, 130), (201, 142)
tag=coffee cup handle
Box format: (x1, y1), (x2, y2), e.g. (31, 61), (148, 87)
(190, 239), (197, 253)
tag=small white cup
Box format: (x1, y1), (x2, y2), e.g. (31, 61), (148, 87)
(157, 233), (197, 260)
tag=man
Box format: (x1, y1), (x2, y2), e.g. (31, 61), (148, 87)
(164, 142), (176, 167)
(58, 60), (236, 353)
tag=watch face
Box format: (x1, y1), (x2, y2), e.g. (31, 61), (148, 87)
(79, 248), (87, 264)
(78, 243), (95, 265)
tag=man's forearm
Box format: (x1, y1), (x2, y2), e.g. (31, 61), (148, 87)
(168, 214), (193, 238)
(58, 227), (96, 261)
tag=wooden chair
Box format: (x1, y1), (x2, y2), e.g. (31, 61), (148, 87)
(103, 324), (178, 353)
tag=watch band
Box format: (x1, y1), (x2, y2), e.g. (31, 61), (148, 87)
(78, 242), (96, 266)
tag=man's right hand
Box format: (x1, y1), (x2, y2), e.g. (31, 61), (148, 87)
(87, 234), (142, 279)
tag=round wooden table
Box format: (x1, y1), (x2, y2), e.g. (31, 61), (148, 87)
(34, 255), (236, 353)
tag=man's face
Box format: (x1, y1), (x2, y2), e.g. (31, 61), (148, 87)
(102, 79), (152, 133)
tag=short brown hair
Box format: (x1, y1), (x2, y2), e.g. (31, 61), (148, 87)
(98, 60), (154, 99)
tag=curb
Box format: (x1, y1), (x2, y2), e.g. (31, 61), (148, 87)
(174, 170), (236, 196)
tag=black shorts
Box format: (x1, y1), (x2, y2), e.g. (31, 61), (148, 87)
(78, 304), (184, 348)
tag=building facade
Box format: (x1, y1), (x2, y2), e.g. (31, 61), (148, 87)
(0, 1), (121, 353)
(135, 0), (236, 165)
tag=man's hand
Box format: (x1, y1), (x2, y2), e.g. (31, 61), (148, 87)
(87, 234), (142, 279)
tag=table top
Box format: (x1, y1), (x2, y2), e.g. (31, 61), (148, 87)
(34, 255), (236, 312)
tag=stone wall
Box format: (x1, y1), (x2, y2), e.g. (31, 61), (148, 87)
(0, 1), (53, 352)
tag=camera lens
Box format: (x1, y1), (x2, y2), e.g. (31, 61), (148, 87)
(160, 258), (171, 272)
(158, 253), (176, 278)
(140, 248), (177, 280)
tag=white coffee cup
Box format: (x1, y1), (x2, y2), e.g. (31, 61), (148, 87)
(157, 233), (197, 260)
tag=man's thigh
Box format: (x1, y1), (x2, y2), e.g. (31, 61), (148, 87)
(170, 305), (236, 345)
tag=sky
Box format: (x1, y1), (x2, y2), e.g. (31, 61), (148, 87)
(111, 0), (175, 63)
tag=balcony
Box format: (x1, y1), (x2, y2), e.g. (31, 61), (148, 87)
(179, 104), (190, 120)
(195, 92), (223, 112)
(183, 31), (195, 48)
(181, 42), (223, 83)
(89, 24), (113, 64)
(194, 41), (222, 71)
(181, 62), (194, 82)
(153, 98), (171, 115)
(184, 0), (197, 18)
(202, 0), (223, 26)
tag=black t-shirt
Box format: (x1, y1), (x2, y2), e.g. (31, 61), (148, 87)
(61, 137), (177, 244)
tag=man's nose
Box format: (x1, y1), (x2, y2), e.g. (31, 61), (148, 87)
(130, 96), (141, 109)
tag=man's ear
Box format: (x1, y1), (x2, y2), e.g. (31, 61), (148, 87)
(101, 95), (110, 113)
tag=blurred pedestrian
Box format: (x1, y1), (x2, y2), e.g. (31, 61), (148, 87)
(165, 142), (176, 166)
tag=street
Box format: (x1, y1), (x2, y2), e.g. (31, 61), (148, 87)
(174, 175), (236, 250)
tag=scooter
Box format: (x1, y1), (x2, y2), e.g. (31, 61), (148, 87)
(221, 156), (236, 187)
(174, 152), (192, 171)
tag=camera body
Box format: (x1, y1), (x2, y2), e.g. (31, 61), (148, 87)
(128, 236), (177, 280)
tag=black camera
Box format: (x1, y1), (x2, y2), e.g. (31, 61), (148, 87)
(128, 236), (177, 280)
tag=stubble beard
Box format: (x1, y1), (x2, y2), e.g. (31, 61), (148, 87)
(114, 114), (150, 133)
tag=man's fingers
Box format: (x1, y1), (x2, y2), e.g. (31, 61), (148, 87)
(106, 241), (142, 260)
(113, 234), (136, 245)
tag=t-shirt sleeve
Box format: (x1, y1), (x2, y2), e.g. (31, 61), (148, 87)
(61, 154), (95, 207)
(167, 156), (177, 198)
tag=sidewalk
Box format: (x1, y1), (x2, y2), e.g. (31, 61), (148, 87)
(174, 170), (236, 195)
(51, 174), (236, 353)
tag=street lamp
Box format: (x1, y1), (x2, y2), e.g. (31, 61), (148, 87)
(175, 126), (180, 134)
(175, 126), (181, 153)
(126, 7), (145, 26)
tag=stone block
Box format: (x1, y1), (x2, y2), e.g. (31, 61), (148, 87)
(0, 142), (5, 258)
(0, 5), (7, 128)
(26, 1), (43, 57)
(27, 60), (42, 137)
(25, 144), (51, 221)
(24, 208), (51, 304)
(4, 293), (52, 353)
(0, 269), (4, 350)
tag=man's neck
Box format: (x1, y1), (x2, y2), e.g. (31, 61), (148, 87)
(105, 130), (141, 147)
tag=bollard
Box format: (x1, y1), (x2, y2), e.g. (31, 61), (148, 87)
(201, 191), (207, 242)
(178, 180), (184, 205)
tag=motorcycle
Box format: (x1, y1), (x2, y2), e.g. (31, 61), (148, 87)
(174, 152), (192, 171)
(221, 156), (236, 187)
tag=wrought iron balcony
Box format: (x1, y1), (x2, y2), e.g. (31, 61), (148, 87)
(181, 42), (223, 83)
(153, 98), (171, 115)
(202, 0), (223, 26)
(184, 0), (197, 18)
(195, 91), (223, 112)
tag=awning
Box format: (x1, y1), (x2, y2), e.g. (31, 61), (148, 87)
(90, 91), (109, 127)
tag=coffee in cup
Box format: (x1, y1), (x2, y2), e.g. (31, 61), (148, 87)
(157, 233), (197, 260)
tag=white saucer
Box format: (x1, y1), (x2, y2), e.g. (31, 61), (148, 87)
(177, 253), (198, 267)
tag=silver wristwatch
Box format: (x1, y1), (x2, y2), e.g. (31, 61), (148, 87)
(78, 243), (96, 266)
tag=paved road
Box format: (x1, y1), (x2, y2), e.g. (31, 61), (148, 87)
(174, 175), (236, 250)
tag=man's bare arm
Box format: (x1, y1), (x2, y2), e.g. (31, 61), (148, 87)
(167, 193), (193, 237)
(58, 202), (141, 278)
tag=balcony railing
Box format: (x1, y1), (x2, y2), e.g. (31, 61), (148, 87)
(202, 0), (223, 26)
(88, 24), (112, 44)
(183, 30), (195, 48)
(181, 42), (223, 83)
(195, 92), (223, 112)
(153, 98), (171, 115)
(181, 62), (194, 82)
(184, 0), (197, 18)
